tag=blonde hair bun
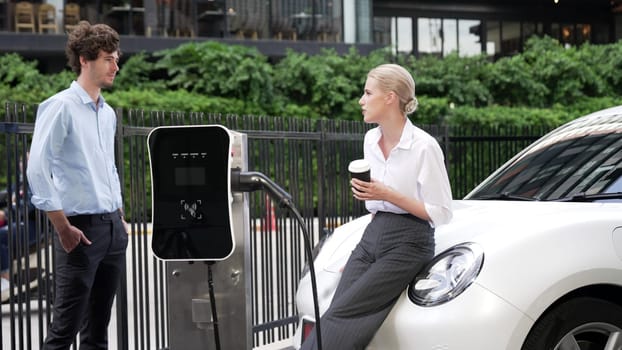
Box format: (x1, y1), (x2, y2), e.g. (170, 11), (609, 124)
(404, 97), (418, 115)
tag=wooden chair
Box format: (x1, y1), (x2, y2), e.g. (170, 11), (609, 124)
(37, 3), (58, 33)
(64, 3), (80, 33)
(14, 1), (35, 33)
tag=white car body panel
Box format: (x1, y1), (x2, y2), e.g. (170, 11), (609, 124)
(294, 200), (622, 349)
(368, 284), (533, 350)
(294, 214), (371, 347)
(614, 227), (622, 260)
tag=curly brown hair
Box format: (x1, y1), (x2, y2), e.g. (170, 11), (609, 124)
(65, 21), (121, 75)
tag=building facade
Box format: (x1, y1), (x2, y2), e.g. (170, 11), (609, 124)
(0, 0), (621, 72)
(373, 0), (622, 58)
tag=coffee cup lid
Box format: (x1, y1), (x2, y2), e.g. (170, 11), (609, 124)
(348, 159), (370, 173)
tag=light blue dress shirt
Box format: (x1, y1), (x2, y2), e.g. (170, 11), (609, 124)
(27, 81), (123, 216)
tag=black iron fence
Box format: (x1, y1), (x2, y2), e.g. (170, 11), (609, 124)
(0, 103), (549, 349)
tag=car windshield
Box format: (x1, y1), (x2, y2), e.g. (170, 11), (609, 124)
(467, 126), (622, 202)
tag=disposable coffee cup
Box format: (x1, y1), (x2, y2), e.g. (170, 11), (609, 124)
(348, 159), (370, 182)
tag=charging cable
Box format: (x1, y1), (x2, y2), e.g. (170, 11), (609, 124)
(231, 168), (323, 350)
(206, 262), (221, 350)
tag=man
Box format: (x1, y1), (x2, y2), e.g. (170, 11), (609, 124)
(27, 21), (128, 350)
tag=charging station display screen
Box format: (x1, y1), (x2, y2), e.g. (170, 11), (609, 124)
(148, 125), (235, 261)
(175, 167), (206, 186)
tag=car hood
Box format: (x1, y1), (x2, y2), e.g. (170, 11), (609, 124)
(318, 199), (622, 273)
(435, 199), (622, 251)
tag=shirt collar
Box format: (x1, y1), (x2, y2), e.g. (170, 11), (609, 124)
(70, 81), (105, 110)
(365, 118), (416, 150)
(397, 118), (416, 149)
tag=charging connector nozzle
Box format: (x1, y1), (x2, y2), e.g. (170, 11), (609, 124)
(230, 168), (292, 208)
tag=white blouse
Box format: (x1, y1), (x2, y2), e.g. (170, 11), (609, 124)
(364, 119), (453, 227)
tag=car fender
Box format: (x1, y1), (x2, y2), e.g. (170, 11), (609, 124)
(463, 203), (622, 321)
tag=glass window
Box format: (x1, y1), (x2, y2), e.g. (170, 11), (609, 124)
(485, 21), (501, 57)
(560, 23), (574, 46)
(605, 172), (622, 193)
(501, 21), (521, 55)
(443, 18), (457, 56)
(317, 0), (343, 43)
(418, 17), (442, 55)
(373, 17), (391, 46)
(458, 19), (482, 56)
(392, 17), (413, 53)
(551, 22), (561, 41)
(592, 22), (610, 44)
(522, 22), (536, 43)
(356, 0), (372, 43)
(576, 24), (591, 45)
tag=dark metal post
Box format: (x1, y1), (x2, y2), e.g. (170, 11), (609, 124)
(115, 108), (129, 350)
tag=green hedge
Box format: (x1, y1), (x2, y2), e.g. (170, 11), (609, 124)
(1, 36), (621, 128)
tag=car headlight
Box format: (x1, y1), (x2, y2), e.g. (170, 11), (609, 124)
(408, 242), (484, 306)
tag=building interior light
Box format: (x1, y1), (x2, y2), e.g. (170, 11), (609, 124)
(554, 0), (559, 3)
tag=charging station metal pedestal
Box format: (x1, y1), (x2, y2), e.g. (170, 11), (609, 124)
(148, 126), (251, 350)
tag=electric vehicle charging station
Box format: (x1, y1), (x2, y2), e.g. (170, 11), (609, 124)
(148, 125), (251, 349)
(148, 124), (323, 350)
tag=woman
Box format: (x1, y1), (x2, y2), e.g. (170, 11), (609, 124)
(301, 64), (453, 350)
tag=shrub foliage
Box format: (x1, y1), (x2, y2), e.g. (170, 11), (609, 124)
(1, 36), (621, 128)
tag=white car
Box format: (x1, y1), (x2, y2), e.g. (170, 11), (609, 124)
(294, 105), (622, 349)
